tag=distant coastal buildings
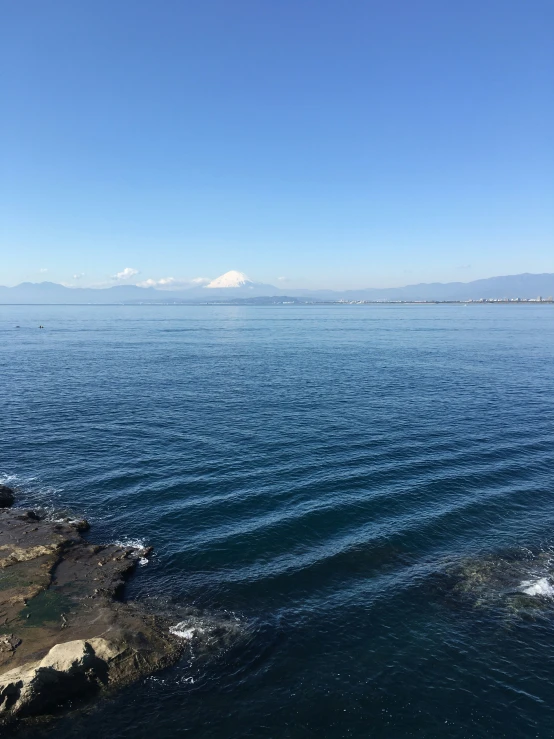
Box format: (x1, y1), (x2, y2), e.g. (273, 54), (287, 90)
(466, 296), (553, 303)
(331, 296), (554, 305)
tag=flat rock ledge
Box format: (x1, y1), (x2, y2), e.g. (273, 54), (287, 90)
(0, 489), (185, 729)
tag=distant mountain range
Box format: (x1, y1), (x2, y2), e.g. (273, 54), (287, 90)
(1, 272), (554, 304)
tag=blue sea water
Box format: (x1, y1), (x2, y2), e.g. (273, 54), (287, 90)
(1, 303), (554, 738)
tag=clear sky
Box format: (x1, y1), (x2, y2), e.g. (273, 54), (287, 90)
(2, 0), (553, 289)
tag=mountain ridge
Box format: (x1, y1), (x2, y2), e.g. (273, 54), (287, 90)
(1, 273), (554, 303)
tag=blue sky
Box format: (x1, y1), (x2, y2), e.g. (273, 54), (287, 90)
(2, 0), (553, 289)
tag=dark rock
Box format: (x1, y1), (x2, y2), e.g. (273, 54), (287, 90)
(0, 486), (15, 508)
(0, 507), (185, 728)
(0, 504), (243, 729)
(16, 510), (41, 522)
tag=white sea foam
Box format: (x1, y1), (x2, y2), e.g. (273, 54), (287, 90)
(111, 538), (151, 565)
(520, 577), (554, 597)
(169, 623), (205, 640)
(113, 537), (148, 550)
(52, 517), (84, 526)
(0, 472), (63, 512)
(0, 473), (18, 486)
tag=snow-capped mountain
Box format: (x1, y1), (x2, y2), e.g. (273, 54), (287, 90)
(205, 271), (255, 289)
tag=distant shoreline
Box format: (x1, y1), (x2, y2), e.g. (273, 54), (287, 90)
(1, 300), (553, 307)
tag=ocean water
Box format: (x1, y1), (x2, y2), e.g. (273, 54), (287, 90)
(1, 303), (554, 738)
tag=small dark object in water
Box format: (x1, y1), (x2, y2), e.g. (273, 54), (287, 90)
(39, 325), (44, 329)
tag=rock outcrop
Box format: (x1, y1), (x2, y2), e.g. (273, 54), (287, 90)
(0, 486), (15, 509)
(0, 638), (117, 717)
(0, 500), (185, 729)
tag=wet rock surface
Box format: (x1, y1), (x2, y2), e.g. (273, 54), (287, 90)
(0, 503), (187, 729)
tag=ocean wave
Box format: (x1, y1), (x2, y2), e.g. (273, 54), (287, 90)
(0, 471), (83, 523)
(520, 578), (554, 597)
(169, 623), (205, 640)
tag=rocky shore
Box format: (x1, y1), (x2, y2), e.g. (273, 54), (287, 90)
(0, 485), (200, 730)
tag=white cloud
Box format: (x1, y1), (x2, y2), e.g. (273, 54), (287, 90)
(137, 276), (211, 290)
(113, 267), (139, 281)
(39, 268), (48, 273)
(277, 276), (291, 282)
(73, 272), (85, 279)
(137, 277), (176, 288)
